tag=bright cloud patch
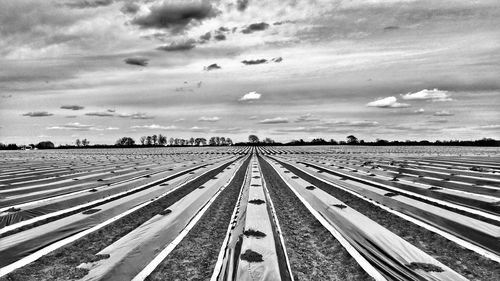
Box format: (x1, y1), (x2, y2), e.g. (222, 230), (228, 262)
(47, 122), (93, 130)
(434, 110), (454, 116)
(414, 108), (425, 114)
(198, 116), (220, 122)
(131, 124), (177, 130)
(366, 96), (410, 108)
(258, 117), (289, 124)
(239, 91), (261, 101)
(401, 89), (451, 101)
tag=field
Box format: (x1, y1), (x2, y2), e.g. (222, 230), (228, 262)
(0, 146), (499, 280)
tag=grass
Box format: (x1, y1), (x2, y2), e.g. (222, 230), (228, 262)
(240, 249), (264, 263)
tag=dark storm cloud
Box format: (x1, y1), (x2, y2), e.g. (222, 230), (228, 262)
(199, 31), (211, 42)
(272, 57), (283, 63)
(157, 40), (196, 51)
(204, 63), (221, 71)
(124, 57), (149, 66)
(236, 0), (249, 11)
(241, 59), (267, 65)
(214, 34), (226, 41)
(218, 26), (230, 32)
(383, 26), (400, 31)
(61, 105), (85, 110)
(131, 1), (218, 33)
(121, 2), (140, 14)
(241, 22), (269, 34)
(22, 111), (53, 117)
(66, 0), (114, 9)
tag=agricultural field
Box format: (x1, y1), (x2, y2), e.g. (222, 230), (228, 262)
(0, 146), (499, 280)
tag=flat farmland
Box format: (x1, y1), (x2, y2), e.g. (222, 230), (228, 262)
(0, 146), (499, 280)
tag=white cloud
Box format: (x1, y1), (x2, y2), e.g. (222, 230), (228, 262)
(198, 116), (220, 122)
(190, 126), (209, 132)
(401, 88), (452, 101)
(433, 110), (454, 116)
(130, 124), (177, 130)
(239, 91), (261, 101)
(414, 108), (425, 114)
(248, 115), (258, 120)
(366, 96), (410, 108)
(258, 117), (289, 124)
(119, 112), (155, 119)
(47, 122), (93, 131)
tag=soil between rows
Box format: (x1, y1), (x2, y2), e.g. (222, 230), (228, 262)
(0, 158), (239, 281)
(274, 157), (500, 281)
(145, 156), (250, 281)
(257, 156), (373, 281)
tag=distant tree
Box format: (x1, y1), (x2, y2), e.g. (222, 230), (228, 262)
(158, 134), (167, 145)
(209, 137), (216, 146)
(226, 138), (233, 146)
(115, 137), (135, 146)
(152, 134), (158, 145)
(248, 135), (259, 144)
(169, 137), (174, 146)
(146, 136), (152, 145)
(36, 141), (55, 149)
(346, 135), (358, 144)
(189, 137), (195, 146)
(220, 137), (226, 145)
(82, 139), (89, 146)
(330, 139), (338, 145)
(200, 138), (207, 146)
(140, 136), (146, 145)
(7, 143), (19, 150)
(174, 138), (180, 145)
(75, 139), (81, 147)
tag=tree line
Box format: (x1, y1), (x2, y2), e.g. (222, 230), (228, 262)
(115, 135), (234, 147)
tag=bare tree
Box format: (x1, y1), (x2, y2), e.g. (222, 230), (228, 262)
(140, 136), (146, 145)
(189, 137), (195, 146)
(82, 139), (89, 146)
(75, 139), (81, 147)
(169, 137), (174, 146)
(146, 135), (152, 145)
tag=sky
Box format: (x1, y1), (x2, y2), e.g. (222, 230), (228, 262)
(0, 0), (499, 145)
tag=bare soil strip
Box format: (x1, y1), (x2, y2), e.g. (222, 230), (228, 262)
(257, 155), (373, 280)
(144, 156), (251, 281)
(271, 157), (500, 281)
(0, 157), (240, 281)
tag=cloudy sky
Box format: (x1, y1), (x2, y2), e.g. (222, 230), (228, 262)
(1, 0), (499, 145)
